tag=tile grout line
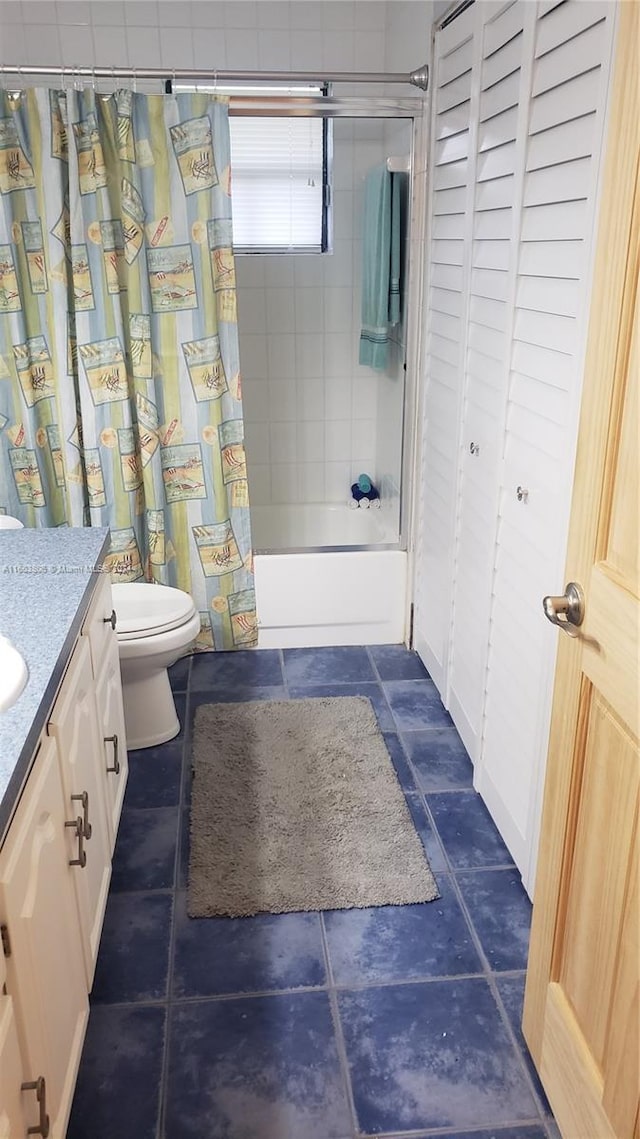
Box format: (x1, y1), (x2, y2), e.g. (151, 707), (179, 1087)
(317, 912), (361, 1139)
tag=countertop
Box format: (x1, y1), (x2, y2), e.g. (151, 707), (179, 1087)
(0, 527), (110, 845)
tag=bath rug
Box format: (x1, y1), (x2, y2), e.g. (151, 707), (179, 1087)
(189, 696), (438, 917)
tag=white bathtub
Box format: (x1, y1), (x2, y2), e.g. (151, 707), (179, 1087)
(252, 503), (407, 649)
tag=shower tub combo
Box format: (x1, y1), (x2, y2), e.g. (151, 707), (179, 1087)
(252, 504), (407, 648)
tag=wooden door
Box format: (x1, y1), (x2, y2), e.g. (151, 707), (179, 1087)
(523, 6), (639, 1138)
(48, 636), (112, 989)
(96, 632), (128, 852)
(0, 736), (89, 1138)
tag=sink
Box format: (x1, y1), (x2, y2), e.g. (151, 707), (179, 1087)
(0, 635), (28, 712)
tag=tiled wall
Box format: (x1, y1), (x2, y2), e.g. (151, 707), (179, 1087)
(0, 0), (431, 517)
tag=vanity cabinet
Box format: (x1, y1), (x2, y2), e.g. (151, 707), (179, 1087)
(83, 576), (128, 853)
(0, 735), (89, 1139)
(0, 569), (127, 1137)
(48, 636), (112, 988)
(0, 954), (29, 1139)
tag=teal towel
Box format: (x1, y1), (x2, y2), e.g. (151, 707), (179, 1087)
(359, 166), (403, 371)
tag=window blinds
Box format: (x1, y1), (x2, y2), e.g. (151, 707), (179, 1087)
(230, 115), (325, 252)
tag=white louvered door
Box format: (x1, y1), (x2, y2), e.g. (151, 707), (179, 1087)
(413, 0), (616, 892)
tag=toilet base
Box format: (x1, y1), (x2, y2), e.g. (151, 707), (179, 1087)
(121, 667), (181, 750)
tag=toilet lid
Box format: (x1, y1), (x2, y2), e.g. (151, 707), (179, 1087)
(112, 583), (196, 639)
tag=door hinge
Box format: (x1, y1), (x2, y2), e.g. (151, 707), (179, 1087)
(1, 923), (11, 958)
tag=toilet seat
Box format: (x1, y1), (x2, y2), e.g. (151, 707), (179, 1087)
(112, 582), (197, 641)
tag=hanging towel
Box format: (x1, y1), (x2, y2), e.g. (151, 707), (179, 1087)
(388, 172), (402, 326)
(359, 165), (392, 370)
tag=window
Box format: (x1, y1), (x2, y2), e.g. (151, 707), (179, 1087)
(172, 82), (330, 254)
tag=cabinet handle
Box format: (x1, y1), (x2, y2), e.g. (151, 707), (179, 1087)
(103, 609), (117, 630)
(105, 733), (120, 775)
(71, 791), (92, 840)
(21, 1076), (50, 1137)
(65, 817), (87, 868)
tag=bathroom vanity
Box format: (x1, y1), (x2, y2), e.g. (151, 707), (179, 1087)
(0, 528), (127, 1138)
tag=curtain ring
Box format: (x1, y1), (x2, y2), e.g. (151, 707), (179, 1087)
(132, 66), (137, 93)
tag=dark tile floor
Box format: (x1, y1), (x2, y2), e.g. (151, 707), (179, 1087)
(68, 644), (556, 1139)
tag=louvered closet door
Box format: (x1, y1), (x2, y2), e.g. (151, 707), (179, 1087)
(448, 1), (530, 758)
(476, 0), (615, 884)
(414, 0), (616, 889)
(413, 4), (476, 693)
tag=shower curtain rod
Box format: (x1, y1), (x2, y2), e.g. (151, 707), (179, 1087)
(0, 63), (430, 92)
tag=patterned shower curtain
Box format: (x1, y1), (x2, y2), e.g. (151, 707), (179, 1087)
(0, 87), (256, 651)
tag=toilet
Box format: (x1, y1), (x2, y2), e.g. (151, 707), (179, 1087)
(112, 582), (201, 751)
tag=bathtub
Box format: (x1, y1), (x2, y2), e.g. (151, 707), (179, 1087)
(252, 503), (407, 649)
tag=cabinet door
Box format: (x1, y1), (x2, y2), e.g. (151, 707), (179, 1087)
(96, 632), (128, 851)
(0, 736), (89, 1139)
(0, 953), (29, 1139)
(48, 636), (112, 988)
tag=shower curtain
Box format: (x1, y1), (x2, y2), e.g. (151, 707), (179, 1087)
(0, 87), (256, 651)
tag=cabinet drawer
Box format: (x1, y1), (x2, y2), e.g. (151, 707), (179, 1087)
(82, 571), (117, 679)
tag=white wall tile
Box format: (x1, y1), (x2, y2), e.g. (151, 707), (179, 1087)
(57, 1), (91, 23)
(24, 22), (63, 62)
(266, 288), (295, 333)
(270, 421), (297, 462)
(356, 2), (386, 31)
(298, 419), (325, 463)
(158, 0), (193, 27)
(89, 2), (125, 27)
(0, 3), (25, 25)
(325, 287), (353, 333)
(352, 418), (377, 458)
(242, 378), (270, 423)
(92, 22), (127, 64)
(22, 2), (56, 24)
(294, 254), (323, 287)
(325, 418), (351, 461)
(267, 333), (295, 379)
(295, 334), (324, 378)
(262, 255), (293, 287)
(271, 462), (299, 503)
(323, 241), (354, 287)
(124, 1), (158, 25)
(244, 422), (270, 464)
(298, 377), (325, 419)
(333, 190), (354, 240)
(224, 1), (257, 28)
(352, 374), (378, 418)
(355, 28), (385, 70)
(235, 255), (264, 288)
(193, 26), (226, 68)
(322, 29), (355, 70)
(289, 1), (321, 30)
(1, 23), (26, 60)
(325, 375), (352, 417)
(299, 461), (325, 503)
(290, 28), (322, 69)
(160, 25), (194, 66)
(257, 26), (290, 68)
(125, 25), (161, 66)
(224, 26), (258, 66)
(247, 462), (272, 504)
(295, 287), (324, 333)
(326, 329), (355, 379)
(269, 379), (297, 420)
(322, 2), (355, 31)
(238, 332), (268, 379)
(325, 460), (351, 502)
(238, 288), (267, 333)
(189, 0), (225, 28)
(257, 1), (290, 29)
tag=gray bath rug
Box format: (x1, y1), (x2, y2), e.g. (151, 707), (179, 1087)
(189, 696), (438, 917)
